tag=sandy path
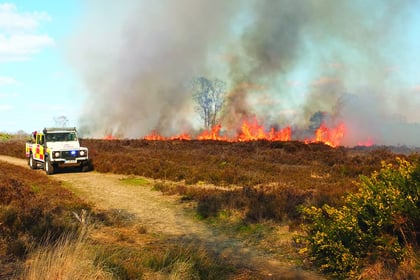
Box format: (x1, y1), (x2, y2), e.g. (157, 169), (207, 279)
(0, 155), (323, 279)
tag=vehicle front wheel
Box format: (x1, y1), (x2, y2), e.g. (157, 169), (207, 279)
(45, 157), (55, 175)
(29, 154), (37, 169)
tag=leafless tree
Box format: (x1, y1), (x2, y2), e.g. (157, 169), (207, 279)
(53, 115), (69, 127)
(191, 77), (226, 129)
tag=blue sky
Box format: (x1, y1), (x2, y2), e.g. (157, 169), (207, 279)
(0, 1), (83, 133)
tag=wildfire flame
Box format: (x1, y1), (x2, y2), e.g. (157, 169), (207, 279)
(197, 124), (227, 141)
(238, 119), (291, 141)
(104, 134), (117, 140)
(358, 137), (374, 147)
(169, 133), (191, 141)
(306, 122), (346, 147)
(144, 130), (166, 141)
(106, 119), (350, 147)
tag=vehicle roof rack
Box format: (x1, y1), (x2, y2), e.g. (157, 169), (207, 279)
(43, 127), (77, 133)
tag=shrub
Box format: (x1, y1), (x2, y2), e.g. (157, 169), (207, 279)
(301, 158), (419, 279)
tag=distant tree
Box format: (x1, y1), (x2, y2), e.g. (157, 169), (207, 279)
(15, 130), (28, 140)
(191, 77), (226, 129)
(54, 116), (69, 127)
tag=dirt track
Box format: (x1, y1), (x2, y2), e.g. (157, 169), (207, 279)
(0, 155), (323, 279)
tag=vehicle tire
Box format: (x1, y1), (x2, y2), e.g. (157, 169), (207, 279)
(81, 164), (89, 172)
(29, 154), (37, 169)
(45, 156), (55, 175)
(81, 161), (92, 172)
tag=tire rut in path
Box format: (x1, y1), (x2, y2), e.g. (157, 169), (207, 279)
(0, 155), (323, 279)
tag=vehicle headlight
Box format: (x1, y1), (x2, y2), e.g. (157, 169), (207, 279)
(80, 150), (86, 156)
(54, 151), (60, 158)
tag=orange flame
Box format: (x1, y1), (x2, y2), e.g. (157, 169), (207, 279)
(144, 131), (191, 141)
(195, 120), (292, 142)
(169, 133), (191, 141)
(144, 130), (166, 141)
(139, 120), (347, 147)
(358, 137), (374, 147)
(197, 124), (228, 141)
(104, 134), (117, 140)
(268, 126), (292, 141)
(307, 122), (345, 147)
(238, 119), (291, 141)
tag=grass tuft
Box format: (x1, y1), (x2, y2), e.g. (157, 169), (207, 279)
(120, 176), (150, 186)
(23, 224), (112, 280)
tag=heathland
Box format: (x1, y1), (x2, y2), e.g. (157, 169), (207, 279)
(0, 138), (418, 279)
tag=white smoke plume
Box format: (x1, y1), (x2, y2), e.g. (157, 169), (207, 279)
(69, 0), (420, 146)
(69, 0), (242, 138)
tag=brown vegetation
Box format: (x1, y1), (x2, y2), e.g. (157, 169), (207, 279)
(1, 139), (417, 278)
(82, 139), (404, 184)
(0, 159), (238, 279)
(0, 161), (90, 279)
(0, 139), (409, 224)
(0, 140), (26, 159)
(79, 139), (409, 223)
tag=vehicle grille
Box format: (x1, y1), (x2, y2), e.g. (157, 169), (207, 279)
(61, 151), (79, 160)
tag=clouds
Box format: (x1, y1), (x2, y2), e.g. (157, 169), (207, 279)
(0, 3), (54, 61)
(0, 75), (17, 113)
(0, 75), (16, 86)
(0, 104), (12, 111)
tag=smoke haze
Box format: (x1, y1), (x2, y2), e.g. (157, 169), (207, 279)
(69, 0), (420, 146)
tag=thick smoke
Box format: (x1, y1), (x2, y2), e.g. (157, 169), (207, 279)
(70, 0), (242, 138)
(69, 1), (420, 146)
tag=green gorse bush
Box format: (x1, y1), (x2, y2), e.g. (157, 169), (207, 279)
(301, 158), (419, 279)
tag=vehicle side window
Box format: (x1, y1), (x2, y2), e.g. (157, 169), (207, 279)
(68, 133), (76, 141)
(39, 135), (45, 145)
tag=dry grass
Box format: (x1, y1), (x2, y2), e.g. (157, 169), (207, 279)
(89, 228), (234, 279)
(359, 251), (420, 280)
(23, 227), (112, 280)
(0, 161), (91, 279)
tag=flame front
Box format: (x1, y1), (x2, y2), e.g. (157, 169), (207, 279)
(197, 124), (227, 141)
(306, 122), (346, 147)
(358, 137), (374, 147)
(238, 119), (291, 142)
(142, 119), (295, 144)
(144, 130), (166, 141)
(105, 118), (352, 147)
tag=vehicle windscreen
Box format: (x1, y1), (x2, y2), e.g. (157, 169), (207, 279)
(45, 132), (77, 142)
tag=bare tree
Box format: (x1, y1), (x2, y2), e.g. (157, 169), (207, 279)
(191, 77), (226, 129)
(53, 115), (69, 127)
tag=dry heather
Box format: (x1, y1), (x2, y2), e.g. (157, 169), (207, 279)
(0, 161), (90, 279)
(0, 139), (410, 223)
(79, 139), (409, 223)
(0, 160), (242, 279)
(1, 139), (418, 279)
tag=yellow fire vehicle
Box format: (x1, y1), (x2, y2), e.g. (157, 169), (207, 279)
(25, 127), (89, 175)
